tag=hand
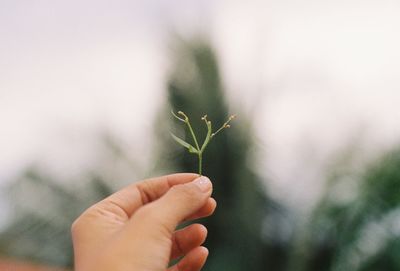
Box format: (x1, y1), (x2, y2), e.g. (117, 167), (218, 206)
(71, 173), (216, 271)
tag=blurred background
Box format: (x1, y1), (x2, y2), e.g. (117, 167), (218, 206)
(1, 0), (400, 270)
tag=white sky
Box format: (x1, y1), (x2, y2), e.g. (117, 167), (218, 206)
(1, 0), (400, 214)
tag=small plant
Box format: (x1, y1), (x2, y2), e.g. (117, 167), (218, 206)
(171, 110), (236, 175)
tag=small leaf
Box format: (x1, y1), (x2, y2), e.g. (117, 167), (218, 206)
(171, 133), (198, 153)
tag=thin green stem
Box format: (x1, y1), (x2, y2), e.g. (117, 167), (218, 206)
(176, 111), (200, 151)
(211, 126), (225, 138)
(200, 117), (212, 152)
(211, 115), (236, 138)
(171, 110), (186, 122)
(198, 153), (203, 175)
(186, 121), (200, 151)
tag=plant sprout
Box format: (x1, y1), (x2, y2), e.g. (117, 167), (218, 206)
(171, 110), (236, 175)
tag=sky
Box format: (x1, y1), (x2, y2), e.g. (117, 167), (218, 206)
(1, 0), (400, 216)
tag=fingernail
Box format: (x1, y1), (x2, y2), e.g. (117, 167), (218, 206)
(193, 176), (212, 192)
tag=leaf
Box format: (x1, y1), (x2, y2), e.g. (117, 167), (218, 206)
(170, 133), (198, 153)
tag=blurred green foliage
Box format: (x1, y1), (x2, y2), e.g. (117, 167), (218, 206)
(0, 167), (113, 267)
(295, 148), (400, 271)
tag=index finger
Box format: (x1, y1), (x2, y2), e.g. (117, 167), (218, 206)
(98, 173), (199, 218)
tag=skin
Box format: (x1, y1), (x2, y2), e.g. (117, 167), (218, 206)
(71, 173), (217, 271)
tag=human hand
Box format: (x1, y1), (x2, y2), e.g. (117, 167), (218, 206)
(71, 173), (216, 271)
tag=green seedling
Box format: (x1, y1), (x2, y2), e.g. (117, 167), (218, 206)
(171, 110), (236, 175)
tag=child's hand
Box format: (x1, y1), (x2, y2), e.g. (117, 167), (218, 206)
(71, 173), (216, 271)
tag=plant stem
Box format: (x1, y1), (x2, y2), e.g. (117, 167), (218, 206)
(198, 153), (203, 175)
(186, 121), (200, 151)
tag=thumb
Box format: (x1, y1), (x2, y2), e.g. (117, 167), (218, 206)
(131, 176), (213, 234)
